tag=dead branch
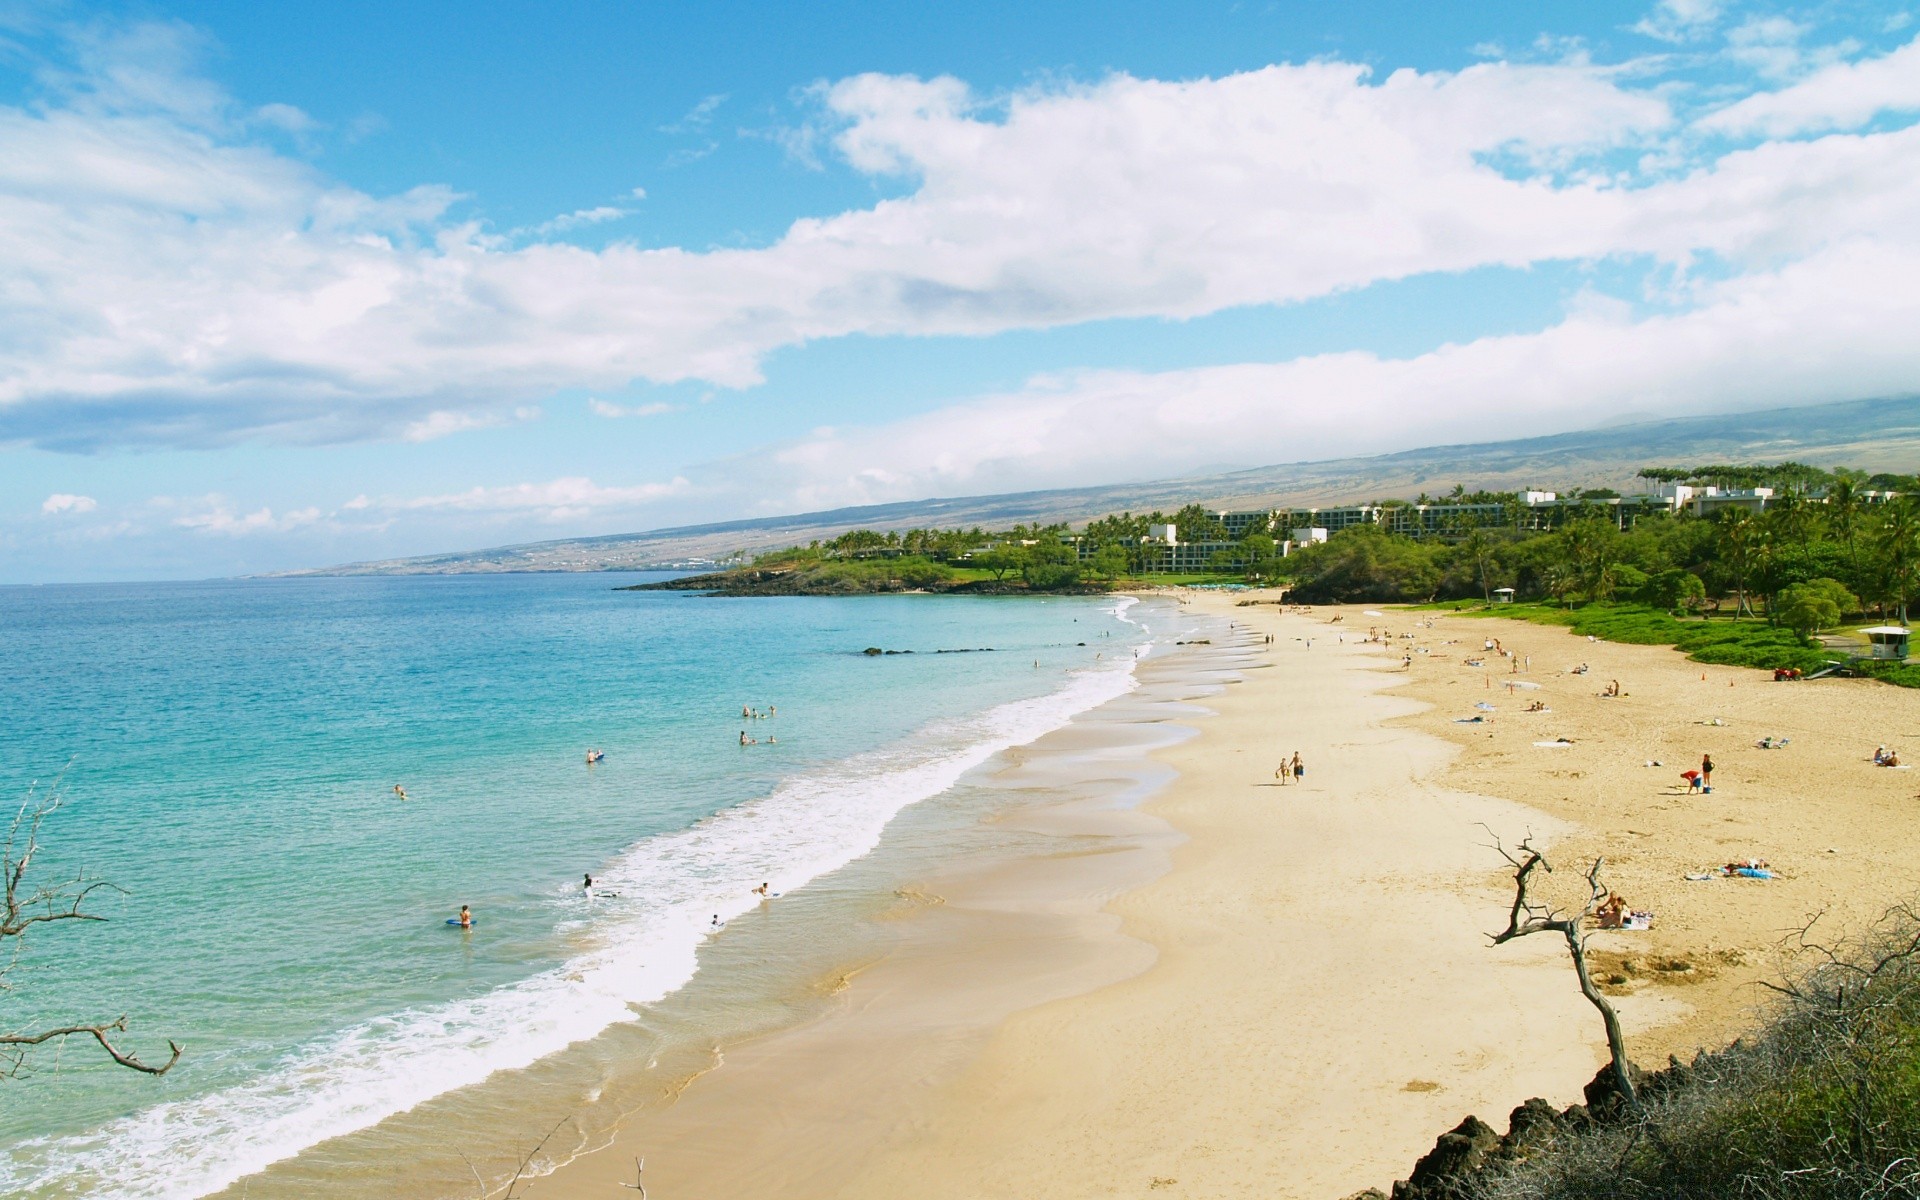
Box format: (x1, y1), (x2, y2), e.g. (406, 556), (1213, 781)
(620, 1156), (648, 1196)
(0, 1016), (181, 1075)
(1484, 829), (1638, 1111)
(2, 774), (180, 1077)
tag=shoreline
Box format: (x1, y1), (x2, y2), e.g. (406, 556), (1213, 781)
(194, 594), (1200, 1200)
(534, 593), (1634, 1198)
(206, 591), (1920, 1199)
(526, 603), (1244, 1197)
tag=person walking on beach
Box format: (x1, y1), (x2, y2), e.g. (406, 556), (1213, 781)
(1291, 752), (1304, 784)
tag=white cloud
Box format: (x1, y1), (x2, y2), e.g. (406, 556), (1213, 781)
(400, 406), (541, 442)
(723, 236), (1920, 512)
(1698, 34), (1920, 135)
(0, 16), (1916, 478)
(659, 93), (727, 135)
(528, 205), (632, 236)
(172, 498), (324, 536)
(1632, 0), (1723, 43)
(40, 492), (97, 513)
(587, 398), (675, 418)
(0, 34), (1696, 451)
(397, 476), (690, 521)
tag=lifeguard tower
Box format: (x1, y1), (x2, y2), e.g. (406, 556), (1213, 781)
(1861, 626), (1911, 662)
(1492, 587), (1516, 604)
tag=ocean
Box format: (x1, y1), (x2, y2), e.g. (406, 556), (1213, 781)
(0, 574), (1171, 1197)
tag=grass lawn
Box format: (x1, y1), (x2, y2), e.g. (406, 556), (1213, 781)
(1398, 600), (1882, 679)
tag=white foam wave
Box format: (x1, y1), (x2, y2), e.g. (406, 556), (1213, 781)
(2, 649), (1145, 1199)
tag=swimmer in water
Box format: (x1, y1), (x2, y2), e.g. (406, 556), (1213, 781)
(393, 785), (408, 801)
(711, 914), (723, 928)
(740, 730), (750, 745)
(457, 904), (472, 929)
(583, 873), (595, 899)
(752, 882), (770, 898)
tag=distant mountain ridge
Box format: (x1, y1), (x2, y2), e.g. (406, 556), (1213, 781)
(277, 395), (1920, 577)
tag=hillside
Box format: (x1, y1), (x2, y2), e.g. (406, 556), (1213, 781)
(276, 395), (1920, 576)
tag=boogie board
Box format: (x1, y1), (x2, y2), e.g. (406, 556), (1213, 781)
(446, 918), (476, 927)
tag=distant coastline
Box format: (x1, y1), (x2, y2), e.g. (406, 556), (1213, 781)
(620, 566), (1113, 597)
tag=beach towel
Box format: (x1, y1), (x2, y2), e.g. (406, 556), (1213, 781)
(1734, 867), (1775, 879)
(1533, 740), (1573, 748)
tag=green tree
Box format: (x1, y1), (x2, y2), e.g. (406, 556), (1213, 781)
(1460, 528), (1497, 603)
(1087, 545), (1128, 582)
(1636, 568), (1707, 613)
(1716, 510), (1764, 618)
(972, 546), (1022, 582)
(1873, 502), (1920, 624)
(1170, 504), (1229, 543)
(1775, 578), (1858, 640)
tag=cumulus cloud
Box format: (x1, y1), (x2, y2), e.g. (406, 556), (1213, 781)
(1697, 33), (1920, 136)
(172, 498), (324, 536)
(40, 492), (97, 513)
(0, 29), (1709, 451)
(0, 11), (1916, 501)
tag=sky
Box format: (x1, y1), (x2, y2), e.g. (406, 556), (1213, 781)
(3, 1), (1920, 582)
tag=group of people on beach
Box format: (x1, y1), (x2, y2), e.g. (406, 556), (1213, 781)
(1874, 745), (1903, 767)
(1274, 752), (1305, 785)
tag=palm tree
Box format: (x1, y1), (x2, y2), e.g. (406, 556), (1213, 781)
(1717, 510), (1764, 619)
(1461, 528), (1496, 603)
(1876, 501), (1920, 625)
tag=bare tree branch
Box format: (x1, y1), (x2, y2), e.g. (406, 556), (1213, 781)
(0, 1017), (181, 1075)
(1484, 829), (1638, 1111)
(2, 773), (180, 1077)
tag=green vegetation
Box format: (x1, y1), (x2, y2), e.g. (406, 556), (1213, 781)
(695, 461), (1920, 644)
(1441, 601), (1833, 674)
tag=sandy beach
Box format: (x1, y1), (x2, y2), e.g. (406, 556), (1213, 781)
(526, 592), (1920, 1199)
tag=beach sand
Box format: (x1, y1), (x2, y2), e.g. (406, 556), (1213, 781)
(531, 594), (1920, 1199)
(534, 597), (1601, 1199)
(1387, 604), (1920, 1064)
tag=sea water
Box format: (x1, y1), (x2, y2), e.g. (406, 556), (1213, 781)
(0, 574), (1161, 1197)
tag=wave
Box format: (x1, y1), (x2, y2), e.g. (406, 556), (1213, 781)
(2, 634), (1149, 1199)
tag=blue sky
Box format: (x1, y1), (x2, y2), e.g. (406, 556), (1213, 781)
(3, 0), (1920, 581)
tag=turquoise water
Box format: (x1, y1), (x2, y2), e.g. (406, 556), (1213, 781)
(0, 575), (1153, 1197)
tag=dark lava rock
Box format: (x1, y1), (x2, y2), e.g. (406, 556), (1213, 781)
(1394, 1115), (1502, 1199)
